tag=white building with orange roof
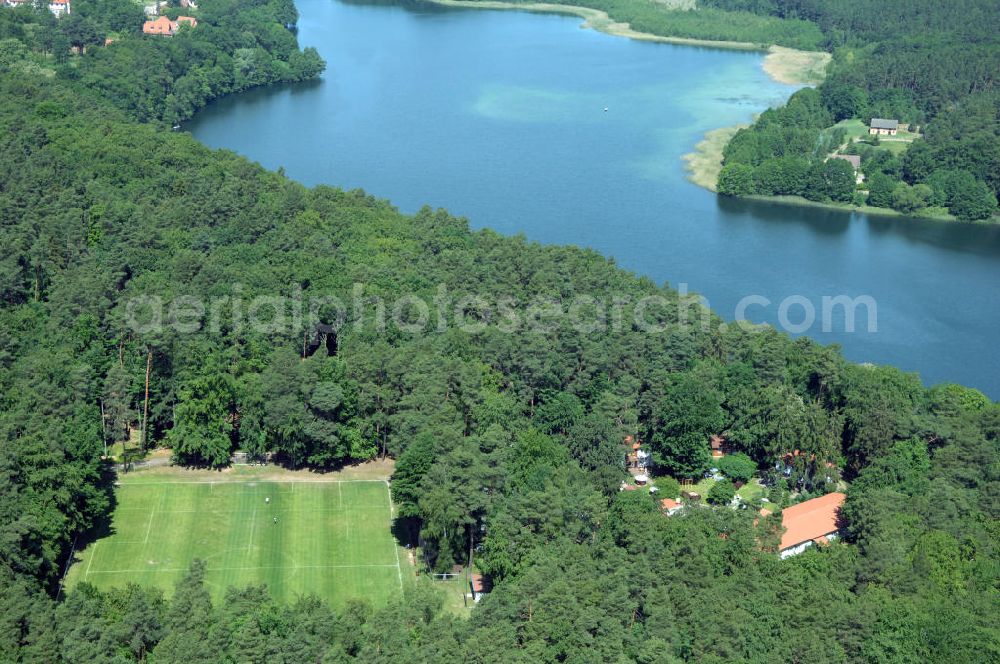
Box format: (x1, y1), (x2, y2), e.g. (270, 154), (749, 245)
(778, 492), (846, 559)
(47, 0), (70, 16)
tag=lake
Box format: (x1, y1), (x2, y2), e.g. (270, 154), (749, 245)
(188, 0), (1000, 398)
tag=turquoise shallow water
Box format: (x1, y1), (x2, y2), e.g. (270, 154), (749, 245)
(188, 0), (1000, 397)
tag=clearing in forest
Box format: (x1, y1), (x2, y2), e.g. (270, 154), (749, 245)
(63, 464), (407, 607)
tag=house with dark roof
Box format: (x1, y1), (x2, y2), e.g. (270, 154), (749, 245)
(829, 154), (864, 183)
(779, 492), (845, 559)
(830, 154), (860, 170)
(869, 118), (899, 136)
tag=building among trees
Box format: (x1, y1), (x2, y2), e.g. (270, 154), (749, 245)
(3, 0), (69, 16)
(868, 118), (899, 135)
(709, 434), (730, 459)
(143, 15), (197, 36)
(779, 492), (846, 559)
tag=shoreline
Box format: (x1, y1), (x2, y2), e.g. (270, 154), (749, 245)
(740, 194), (969, 223)
(682, 125), (745, 192)
(425, 1), (828, 85)
(426, 1), (840, 211)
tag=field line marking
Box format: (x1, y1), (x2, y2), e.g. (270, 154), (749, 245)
(143, 510), (155, 544)
(248, 502), (257, 554)
(86, 563), (401, 575)
(57, 534), (81, 599)
(387, 480), (403, 591)
(84, 541), (98, 580)
(143, 488), (167, 544)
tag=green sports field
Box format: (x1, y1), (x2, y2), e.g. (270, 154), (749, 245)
(64, 472), (406, 607)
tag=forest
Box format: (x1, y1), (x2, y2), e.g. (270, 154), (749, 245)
(0, 0), (325, 123)
(708, 0), (999, 220)
(1, 0), (999, 662)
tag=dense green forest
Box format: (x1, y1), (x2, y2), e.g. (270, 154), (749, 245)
(1, 0), (999, 662)
(708, 0), (999, 220)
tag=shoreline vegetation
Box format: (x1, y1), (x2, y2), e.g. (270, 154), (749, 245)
(742, 194), (957, 222)
(425, 1), (828, 84)
(685, 126), (960, 221)
(682, 125), (744, 192)
(426, 0), (835, 209)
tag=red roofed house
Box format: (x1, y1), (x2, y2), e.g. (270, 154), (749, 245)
(779, 492), (845, 559)
(143, 15), (197, 36)
(143, 16), (174, 35)
(710, 435), (730, 459)
(48, 0), (70, 17)
(660, 497), (682, 516)
(470, 574), (489, 602)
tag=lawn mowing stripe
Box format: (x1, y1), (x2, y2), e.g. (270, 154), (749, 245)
(155, 483), (193, 592)
(230, 482), (262, 593)
(296, 482), (314, 592)
(311, 484), (331, 601)
(260, 482), (286, 601)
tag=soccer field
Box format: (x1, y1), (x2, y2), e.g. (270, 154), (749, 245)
(64, 473), (406, 607)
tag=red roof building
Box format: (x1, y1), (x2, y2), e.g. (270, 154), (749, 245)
(143, 16), (173, 34)
(660, 497), (682, 515)
(48, 0), (70, 16)
(470, 574), (489, 602)
(143, 15), (197, 36)
(710, 435), (728, 459)
(779, 492), (845, 559)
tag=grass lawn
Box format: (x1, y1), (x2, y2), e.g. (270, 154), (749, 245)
(832, 118), (869, 143)
(736, 480), (765, 503)
(63, 464), (409, 608)
(873, 137), (916, 155)
(830, 119), (920, 156)
(689, 477), (717, 497)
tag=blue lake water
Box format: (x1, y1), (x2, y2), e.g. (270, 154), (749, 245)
(188, 0), (1000, 397)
